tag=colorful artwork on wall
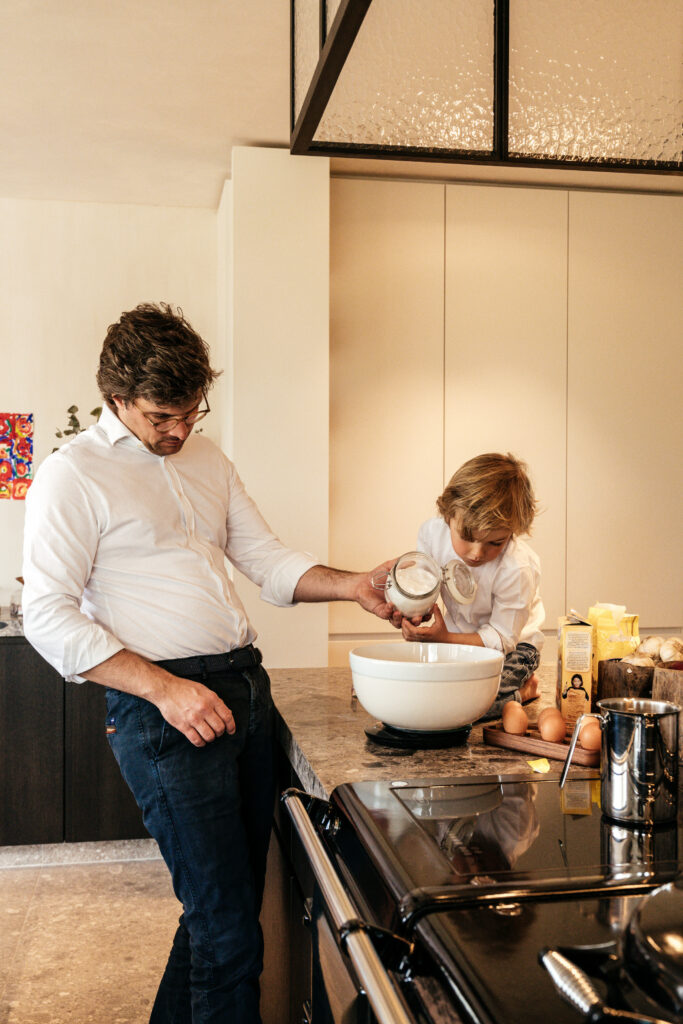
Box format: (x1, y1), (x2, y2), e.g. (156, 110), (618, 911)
(0, 414), (33, 500)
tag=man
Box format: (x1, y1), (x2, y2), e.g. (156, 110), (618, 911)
(22, 302), (396, 1024)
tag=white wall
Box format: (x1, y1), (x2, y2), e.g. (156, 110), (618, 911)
(0, 197), (216, 602)
(217, 147), (331, 668)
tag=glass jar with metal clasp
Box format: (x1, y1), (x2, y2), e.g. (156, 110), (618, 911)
(372, 550), (477, 618)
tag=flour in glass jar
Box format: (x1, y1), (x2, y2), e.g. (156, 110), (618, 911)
(394, 564), (439, 597)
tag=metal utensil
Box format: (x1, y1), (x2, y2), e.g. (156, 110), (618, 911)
(540, 948), (671, 1023)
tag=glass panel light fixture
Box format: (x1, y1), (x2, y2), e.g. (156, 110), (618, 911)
(508, 0), (682, 165)
(293, 0), (322, 124)
(316, 0), (495, 153)
(291, 0), (682, 172)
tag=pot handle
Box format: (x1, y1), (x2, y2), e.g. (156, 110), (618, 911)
(559, 713), (600, 788)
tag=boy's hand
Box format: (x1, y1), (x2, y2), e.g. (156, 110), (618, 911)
(401, 604), (449, 642)
(387, 606), (433, 630)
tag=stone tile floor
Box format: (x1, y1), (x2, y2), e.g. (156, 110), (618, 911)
(0, 840), (180, 1023)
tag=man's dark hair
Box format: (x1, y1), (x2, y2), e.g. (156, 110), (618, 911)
(97, 303), (221, 409)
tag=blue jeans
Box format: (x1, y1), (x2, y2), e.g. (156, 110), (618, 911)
(105, 659), (275, 1023)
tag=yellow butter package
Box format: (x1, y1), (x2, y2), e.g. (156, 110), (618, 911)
(557, 615), (593, 726)
(587, 603), (639, 690)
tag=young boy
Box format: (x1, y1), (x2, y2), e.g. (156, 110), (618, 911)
(401, 452), (544, 718)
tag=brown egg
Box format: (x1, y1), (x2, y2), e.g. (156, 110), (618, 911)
(537, 706), (561, 730)
(538, 709), (567, 744)
(580, 720), (602, 751)
(502, 701), (528, 735)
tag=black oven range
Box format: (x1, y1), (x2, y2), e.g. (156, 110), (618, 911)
(284, 771), (682, 1024)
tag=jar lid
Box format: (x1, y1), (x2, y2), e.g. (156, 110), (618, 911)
(443, 560), (477, 605)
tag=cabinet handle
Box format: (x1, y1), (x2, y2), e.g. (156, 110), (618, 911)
(302, 896), (313, 927)
(283, 790), (416, 1024)
(300, 998), (312, 1024)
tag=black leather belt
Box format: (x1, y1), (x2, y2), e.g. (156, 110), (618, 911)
(156, 645), (262, 677)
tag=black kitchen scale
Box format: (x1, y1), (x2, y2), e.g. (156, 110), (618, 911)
(365, 721), (472, 749)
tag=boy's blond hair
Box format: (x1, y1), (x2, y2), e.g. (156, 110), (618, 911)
(436, 453), (537, 539)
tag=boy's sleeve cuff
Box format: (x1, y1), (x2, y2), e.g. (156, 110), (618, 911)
(477, 624), (506, 652)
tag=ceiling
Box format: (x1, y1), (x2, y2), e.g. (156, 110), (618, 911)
(1, 0), (291, 209)
(2, 2), (680, 210)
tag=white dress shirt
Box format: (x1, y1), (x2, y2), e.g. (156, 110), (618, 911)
(22, 404), (316, 681)
(417, 517), (545, 655)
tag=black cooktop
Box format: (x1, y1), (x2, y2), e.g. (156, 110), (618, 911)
(322, 772), (682, 1024)
(330, 773), (681, 906)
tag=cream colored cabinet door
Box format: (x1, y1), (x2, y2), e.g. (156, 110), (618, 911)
(329, 178), (445, 648)
(444, 185), (568, 629)
(566, 192), (683, 624)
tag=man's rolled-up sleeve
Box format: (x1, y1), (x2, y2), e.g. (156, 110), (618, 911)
(22, 457), (124, 681)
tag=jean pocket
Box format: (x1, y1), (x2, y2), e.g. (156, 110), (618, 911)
(151, 720), (168, 757)
(244, 665), (274, 736)
(135, 700), (172, 759)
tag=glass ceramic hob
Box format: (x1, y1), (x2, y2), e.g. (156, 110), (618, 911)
(318, 772), (683, 1024)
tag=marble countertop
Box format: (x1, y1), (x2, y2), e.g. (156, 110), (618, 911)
(269, 664), (561, 799)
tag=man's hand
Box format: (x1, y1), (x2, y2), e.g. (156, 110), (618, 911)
(154, 676), (236, 748)
(293, 559), (398, 620)
(354, 558), (399, 620)
(83, 649), (236, 748)
(292, 560), (434, 629)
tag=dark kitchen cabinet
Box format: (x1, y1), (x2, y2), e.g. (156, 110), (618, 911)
(260, 746), (314, 1024)
(64, 678), (148, 842)
(288, 871), (314, 1024)
(0, 636), (64, 845)
(0, 635), (147, 845)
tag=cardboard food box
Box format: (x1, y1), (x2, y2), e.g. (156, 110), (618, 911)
(587, 603), (639, 692)
(557, 615), (593, 726)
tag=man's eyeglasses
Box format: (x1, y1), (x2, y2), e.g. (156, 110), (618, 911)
(134, 397), (210, 433)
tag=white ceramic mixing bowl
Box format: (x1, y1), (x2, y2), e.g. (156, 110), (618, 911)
(349, 642), (504, 731)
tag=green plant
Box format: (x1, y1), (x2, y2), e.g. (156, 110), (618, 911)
(53, 405), (102, 451)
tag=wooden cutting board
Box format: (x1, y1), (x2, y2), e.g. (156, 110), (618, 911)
(483, 723), (600, 766)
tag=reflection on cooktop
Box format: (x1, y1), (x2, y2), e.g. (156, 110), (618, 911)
(384, 776), (681, 883)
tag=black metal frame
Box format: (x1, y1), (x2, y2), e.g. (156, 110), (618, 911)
(290, 0), (681, 174)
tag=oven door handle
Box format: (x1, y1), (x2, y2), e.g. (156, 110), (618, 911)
(283, 790), (417, 1024)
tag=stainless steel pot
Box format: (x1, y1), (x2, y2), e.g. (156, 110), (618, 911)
(560, 697), (680, 826)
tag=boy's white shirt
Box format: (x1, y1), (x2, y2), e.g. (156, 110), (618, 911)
(417, 518), (545, 655)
